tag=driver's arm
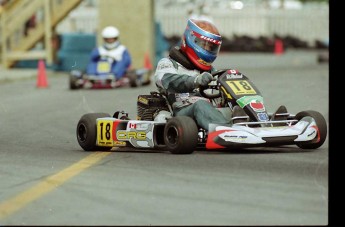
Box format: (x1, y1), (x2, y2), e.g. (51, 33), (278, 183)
(112, 49), (131, 78)
(89, 48), (101, 61)
(154, 58), (197, 93)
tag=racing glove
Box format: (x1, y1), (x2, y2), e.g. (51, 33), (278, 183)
(194, 72), (213, 88)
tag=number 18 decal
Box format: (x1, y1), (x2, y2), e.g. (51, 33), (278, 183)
(226, 80), (256, 95)
(97, 119), (114, 146)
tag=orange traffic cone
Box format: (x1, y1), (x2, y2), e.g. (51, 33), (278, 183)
(144, 52), (153, 70)
(274, 39), (284, 55)
(36, 59), (48, 88)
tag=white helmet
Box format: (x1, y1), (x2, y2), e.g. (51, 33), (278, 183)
(101, 26), (120, 49)
(102, 26), (120, 39)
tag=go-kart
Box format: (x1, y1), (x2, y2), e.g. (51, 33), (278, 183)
(69, 58), (151, 89)
(76, 68), (327, 154)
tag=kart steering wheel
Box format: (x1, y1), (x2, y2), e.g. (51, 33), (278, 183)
(199, 69), (227, 99)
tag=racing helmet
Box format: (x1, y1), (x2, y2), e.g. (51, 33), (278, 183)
(180, 19), (222, 71)
(101, 26), (120, 49)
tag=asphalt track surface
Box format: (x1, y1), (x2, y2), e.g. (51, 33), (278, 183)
(0, 50), (329, 225)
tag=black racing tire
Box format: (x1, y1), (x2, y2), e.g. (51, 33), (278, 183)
(69, 70), (84, 90)
(164, 116), (198, 154)
(294, 110), (327, 149)
(126, 71), (138, 88)
(69, 74), (79, 90)
(76, 113), (112, 151)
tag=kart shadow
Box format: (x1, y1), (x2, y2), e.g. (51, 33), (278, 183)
(72, 147), (165, 154)
(91, 145), (317, 155)
(195, 146), (317, 155)
(112, 147), (167, 154)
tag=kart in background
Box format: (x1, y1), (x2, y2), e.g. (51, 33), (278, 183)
(69, 58), (151, 89)
(76, 68), (327, 154)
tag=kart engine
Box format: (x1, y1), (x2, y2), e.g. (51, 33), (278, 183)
(137, 92), (170, 121)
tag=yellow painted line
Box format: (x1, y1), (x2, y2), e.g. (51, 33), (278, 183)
(0, 152), (112, 220)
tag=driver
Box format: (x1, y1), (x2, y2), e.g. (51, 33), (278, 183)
(154, 19), (242, 131)
(86, 26), (132, 87)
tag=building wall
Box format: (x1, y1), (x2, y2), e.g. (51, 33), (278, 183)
(98, 0), (154, 69)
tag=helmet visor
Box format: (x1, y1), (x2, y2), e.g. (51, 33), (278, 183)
(192, 31), (221, 55)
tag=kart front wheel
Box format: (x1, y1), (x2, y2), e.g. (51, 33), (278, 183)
(76, 113), (112, 151)
(164, 116), (198, 154)
(294, 110), (327, 149)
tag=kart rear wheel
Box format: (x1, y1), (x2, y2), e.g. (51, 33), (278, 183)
(164, 116), (198, 154)
(294, 110), (327, 149)
(77, 113), (112, 151)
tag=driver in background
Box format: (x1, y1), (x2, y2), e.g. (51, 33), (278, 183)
(86, 26), (132, 87)
(154, 19), (244, 131)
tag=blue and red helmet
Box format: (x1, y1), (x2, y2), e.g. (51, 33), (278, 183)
(180, 19), (222, 71)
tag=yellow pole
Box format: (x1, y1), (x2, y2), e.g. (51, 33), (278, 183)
(1, 6), (8, 68)
(44, 0), (53, 65)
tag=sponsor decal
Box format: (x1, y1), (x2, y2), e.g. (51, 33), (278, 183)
(257, 112), (269, 121)
(136, 123), (150, 130)
(237, 95), (264, 108)
(116, 131), (146, 140)
(129, 123), (136, 129)
(197, 58), (211, 66)
(98, 141), (113, 146)
(200, 35), (222, 45)
(218, 131), (266, 144)
(126, 120), (150, 131)
(222, 135), (248, 140)
(192, 31), (222, 45)
(226, 69), (243, 79)
(227, 69), (238, 74)
(138, 96), (148, 105)
(157, 59), (173, 70)
(219, 133), (248, 143)
(114, 141), (126, 146)
(250, 100), (265, 112)
(226, 73), (243, 79)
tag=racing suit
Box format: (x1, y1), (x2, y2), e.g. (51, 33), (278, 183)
(154, 46), (230, 130)
(86, 44), (131, 80)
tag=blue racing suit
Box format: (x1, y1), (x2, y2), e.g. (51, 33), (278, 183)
(154, 48), (230, 131)
(86, 44), (131, 80)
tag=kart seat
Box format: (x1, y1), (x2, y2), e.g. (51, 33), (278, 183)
(271, 105), (290, 126)
(232, 105), (249, 124)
